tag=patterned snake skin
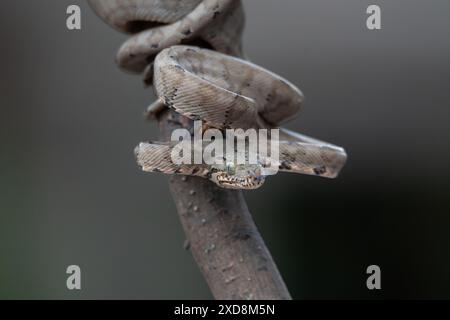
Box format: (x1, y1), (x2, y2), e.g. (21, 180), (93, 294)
(89, 0), (347, 189)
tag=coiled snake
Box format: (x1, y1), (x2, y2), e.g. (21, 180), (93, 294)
(89, 0), (347, 189)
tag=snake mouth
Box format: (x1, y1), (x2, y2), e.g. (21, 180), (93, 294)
(212, 173), (265, 190)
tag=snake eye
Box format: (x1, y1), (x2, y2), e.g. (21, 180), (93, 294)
(226, 162), (235, 174)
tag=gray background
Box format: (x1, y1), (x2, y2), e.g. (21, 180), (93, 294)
(0, 0), (449, 299)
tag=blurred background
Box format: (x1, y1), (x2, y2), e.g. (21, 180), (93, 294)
(0, 0), (449, 299)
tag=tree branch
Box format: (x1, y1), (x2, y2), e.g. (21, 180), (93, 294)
(158, 110), (291, 300)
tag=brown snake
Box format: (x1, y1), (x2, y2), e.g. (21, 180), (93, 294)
(89, 0), (347, 189)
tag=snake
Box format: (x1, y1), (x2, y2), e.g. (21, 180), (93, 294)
(89, 0), (347, 190)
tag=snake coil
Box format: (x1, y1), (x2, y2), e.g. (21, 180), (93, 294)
(89, 0), (347, 189)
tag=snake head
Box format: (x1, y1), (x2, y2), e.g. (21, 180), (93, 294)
(209, 162), (266, 190)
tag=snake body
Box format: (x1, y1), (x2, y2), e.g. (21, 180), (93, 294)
(89, 0), (347, 189)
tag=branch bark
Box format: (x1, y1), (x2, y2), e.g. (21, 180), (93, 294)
(158, 110), (291, 300)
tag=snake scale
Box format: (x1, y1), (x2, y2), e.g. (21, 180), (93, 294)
(89, 0), (347, 189)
